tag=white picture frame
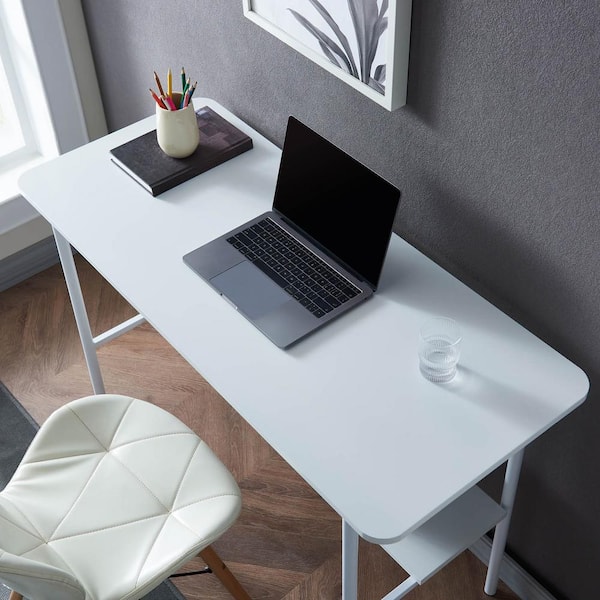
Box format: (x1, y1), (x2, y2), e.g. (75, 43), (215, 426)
(242, 0), (412, 111)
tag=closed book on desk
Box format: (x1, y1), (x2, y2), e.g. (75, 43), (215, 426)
(109, 106), (253, 196)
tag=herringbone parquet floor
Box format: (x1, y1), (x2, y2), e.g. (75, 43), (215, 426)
(0, 256), (520, 600)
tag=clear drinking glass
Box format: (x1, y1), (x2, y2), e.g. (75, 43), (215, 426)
(418, 317), (462, 383)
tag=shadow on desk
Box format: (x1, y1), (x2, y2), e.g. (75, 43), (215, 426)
(443, 365), (564, 433)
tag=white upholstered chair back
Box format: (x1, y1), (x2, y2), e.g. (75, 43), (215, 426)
(0, 394), (249, 600)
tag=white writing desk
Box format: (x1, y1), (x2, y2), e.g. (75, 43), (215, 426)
(19, 99), (589, 599)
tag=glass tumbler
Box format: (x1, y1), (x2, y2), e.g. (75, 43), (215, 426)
(418, 317), (462, 383)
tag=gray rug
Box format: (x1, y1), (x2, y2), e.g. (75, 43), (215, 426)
(0, 382), (186, 600)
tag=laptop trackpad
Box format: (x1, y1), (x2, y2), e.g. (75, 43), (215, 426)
(210, 261), (290, 319)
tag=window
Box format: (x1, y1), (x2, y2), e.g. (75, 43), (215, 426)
(0, 0), (106, 250)
(0, 50), (26, 160)
(0, 1), (40, 174)
(0, 0), (60, 206)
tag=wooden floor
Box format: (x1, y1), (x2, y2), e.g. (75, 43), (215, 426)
(0, 257), (520, 600)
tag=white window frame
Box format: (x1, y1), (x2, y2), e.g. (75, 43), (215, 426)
(0, 0), (104, 237)
(0, 22), (36, 166)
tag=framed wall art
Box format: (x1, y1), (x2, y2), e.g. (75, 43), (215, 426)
(242, 0), (412, 111)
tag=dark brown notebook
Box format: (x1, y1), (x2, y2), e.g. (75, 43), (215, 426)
(110, 106), (253, 196)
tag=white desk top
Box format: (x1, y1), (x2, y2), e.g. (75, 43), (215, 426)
(19, 99), (589, 545)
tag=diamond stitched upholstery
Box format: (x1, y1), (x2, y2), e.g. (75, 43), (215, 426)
(0, 394), (242, 600)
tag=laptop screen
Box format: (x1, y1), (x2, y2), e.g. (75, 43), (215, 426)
(272, 117), (400, 289)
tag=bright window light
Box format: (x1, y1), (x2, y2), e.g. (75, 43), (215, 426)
(0, 51), (25, 158)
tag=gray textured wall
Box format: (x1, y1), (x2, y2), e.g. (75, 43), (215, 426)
(81, 2), (599, 598)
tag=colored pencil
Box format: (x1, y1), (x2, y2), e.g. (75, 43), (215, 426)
(161, 94), (176, 111)
(182, 89), (191, 108)
(153, 71), (165, 97)
(149, 88), (166, 109)
(152, 68), (196, 110)
(187, 81), (197, 102)
(180, 78), (191, 108)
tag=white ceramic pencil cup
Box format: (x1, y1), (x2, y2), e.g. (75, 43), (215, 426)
(156, 92), (199, 158)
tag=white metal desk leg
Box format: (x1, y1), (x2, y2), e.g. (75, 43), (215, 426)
(342, 520), (359, 600)
(484, 449), (525, 595)
(53, 227), (105, 394)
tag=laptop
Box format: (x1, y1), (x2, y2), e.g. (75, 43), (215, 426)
(183, 116), (400, 348)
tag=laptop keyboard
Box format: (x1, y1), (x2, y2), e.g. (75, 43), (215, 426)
(226, 218), (360, 318)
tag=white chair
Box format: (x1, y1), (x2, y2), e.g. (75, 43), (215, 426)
(0, 394), (251, 600)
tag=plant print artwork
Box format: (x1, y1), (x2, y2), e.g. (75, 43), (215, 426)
(289, 0), (388, 93)
(251, 0), (389, 95)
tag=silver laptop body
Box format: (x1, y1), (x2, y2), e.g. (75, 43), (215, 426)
(183, 117), (400, 348)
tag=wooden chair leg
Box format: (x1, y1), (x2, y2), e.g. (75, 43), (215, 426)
(9, 592), (23, 600)
(199, 545), (252, 600)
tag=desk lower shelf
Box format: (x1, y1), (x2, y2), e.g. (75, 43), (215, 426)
(382, 486), (505, 584)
